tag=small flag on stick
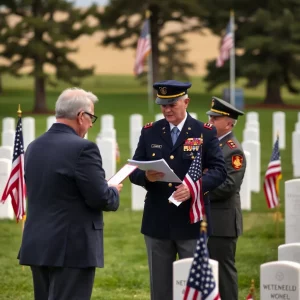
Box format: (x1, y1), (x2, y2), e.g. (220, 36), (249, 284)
(183, 220), (220, 300)
(263, 136), (282, 208)
(1, 105), (26, 222)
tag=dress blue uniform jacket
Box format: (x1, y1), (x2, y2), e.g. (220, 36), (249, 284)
(129, 114), (227, 240)
(18, 123), (119, 268)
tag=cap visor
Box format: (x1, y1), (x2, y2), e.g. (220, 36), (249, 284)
(155, 97), (180, 105)
(206, 110), (224, 117)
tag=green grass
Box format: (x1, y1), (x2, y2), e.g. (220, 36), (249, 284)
(0, 74), (297, 299)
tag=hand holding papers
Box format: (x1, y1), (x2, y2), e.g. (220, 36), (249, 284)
(107, 164), (137, 185)
(127, 159), (182, 183)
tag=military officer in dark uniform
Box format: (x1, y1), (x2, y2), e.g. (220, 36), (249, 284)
(129, 80), (227, 300)
(206, 97), (246, 300)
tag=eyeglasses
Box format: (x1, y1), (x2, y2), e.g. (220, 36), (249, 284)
(78, 111), (98, 124)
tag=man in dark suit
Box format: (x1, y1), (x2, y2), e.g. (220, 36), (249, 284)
(129, 80), (227, 300)
(206, 97), (246, 300)
(18, 87), (123, 300)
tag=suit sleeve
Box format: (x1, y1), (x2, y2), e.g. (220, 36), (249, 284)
(202, 127), (227, 193)
(209, 148), (246, 201)
(129, 128), (149, 188)
(75, 142), (119, 211)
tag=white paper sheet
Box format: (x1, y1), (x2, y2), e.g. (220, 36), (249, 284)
(107, 164), (138, 185)
(168, 192), (182, 206)
(127, 158), (182, 183)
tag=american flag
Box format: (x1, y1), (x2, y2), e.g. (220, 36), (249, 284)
(263, 137), (282, 209)
(216, 20), (234, 68)
(134, 18), (151, 75)
(1, 118), (26, 221)
(183, 230), (220, 300)
(183, 147), (204, 224)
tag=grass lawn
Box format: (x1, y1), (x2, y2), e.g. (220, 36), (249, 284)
(0, 74), (297, 299)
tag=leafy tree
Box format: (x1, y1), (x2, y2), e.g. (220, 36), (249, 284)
(0, 0), (98, 112)
(198, 0), (300, 104)
(99, 0), (202, 83)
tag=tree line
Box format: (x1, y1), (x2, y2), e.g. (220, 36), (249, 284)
(0, 0), (299, 112)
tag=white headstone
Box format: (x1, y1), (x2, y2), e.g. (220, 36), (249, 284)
(242, 140), (260, 192)
(243, 128), (259, 142)
(130, 114), (143, 155)
(273, 111), (286, 149)
(100, 128), (116, 140)
(189, 112), (197, 119)
(0, 158), (14, 219)
(245, 120), (259, 131)
(295, 122), (300, 132)
(96, 137), (116, 180)
(246, 112), (259, 123)
(292, 131), (300, 174)
(23, 117), (35, 150)
(0, 146), (13, 160)
(173, 258), (219, 300)
(2, 117), (15, 131)
(1, 130), (15, 148)
(285, 179), (300, 243)
(260, 261), (300, 299)
(101, 114), (114, 130)
(46, 116), (56, 130)
(155, 113), (164, 121)
(131, 184), (146, 211)
(129, 115), (145, 211)
(279, 244), (300, 264)
(240, 150), (251, 210)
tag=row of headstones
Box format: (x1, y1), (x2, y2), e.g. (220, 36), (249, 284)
(0, 114), (118, 219)
(0, 110), (294, 215)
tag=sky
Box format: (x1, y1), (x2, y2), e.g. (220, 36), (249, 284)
(72, 0), (108, 6)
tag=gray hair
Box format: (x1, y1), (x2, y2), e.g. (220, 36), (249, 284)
(178, 94), (189, 101)
(230, 118), (238, 127)
(55, 87), (98, 119)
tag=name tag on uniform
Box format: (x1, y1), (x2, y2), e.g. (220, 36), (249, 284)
(151, 144), (162, 149)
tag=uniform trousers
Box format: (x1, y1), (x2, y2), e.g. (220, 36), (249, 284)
(207, 236), (238, 300)
(144, 235), (197, 300)
(30, 266), (95, 300)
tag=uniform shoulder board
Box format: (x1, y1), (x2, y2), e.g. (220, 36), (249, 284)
(144, 122), (153, 129)
(203, 122), (213, 130)
(227, 139), (237, 149)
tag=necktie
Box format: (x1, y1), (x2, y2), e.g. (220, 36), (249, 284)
(171, 127), (180, 145)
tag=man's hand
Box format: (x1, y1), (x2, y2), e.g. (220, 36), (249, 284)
(172, 184), (191, 202)
(109, 183), (123, 193)
(145, 170), (165, 182)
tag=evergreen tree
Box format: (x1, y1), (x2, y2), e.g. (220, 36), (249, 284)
(98, 0), (201, 83)
(0, 0), (98, 112)
(198, 0), (300, 104)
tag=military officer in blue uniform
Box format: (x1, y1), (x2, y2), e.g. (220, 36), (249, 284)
(129, 80), (227, 300)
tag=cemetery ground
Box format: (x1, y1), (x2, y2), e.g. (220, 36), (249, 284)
(0, 74), (299, 300)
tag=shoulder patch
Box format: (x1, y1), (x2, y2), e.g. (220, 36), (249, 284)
(144, 122), (153, 129)
(232, 154), (243, 170)
(204, 123), (213, 130)
(227, 139), (236, 149)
